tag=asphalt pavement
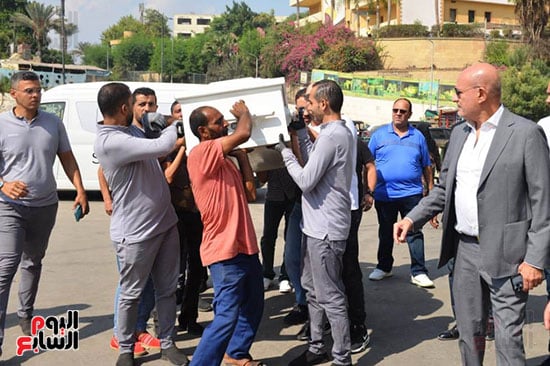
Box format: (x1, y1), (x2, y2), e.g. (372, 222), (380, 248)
(0, 188), (548, 365)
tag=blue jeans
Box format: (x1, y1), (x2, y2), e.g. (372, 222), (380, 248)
(374, 194), (428, 276)
(284, 202), (307, 306)
(190, 253), (264, 365)
(113, 258), (156, 335)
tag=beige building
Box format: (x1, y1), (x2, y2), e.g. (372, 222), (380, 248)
(289, 0), (518, 36)
(172, 13), (215, 38)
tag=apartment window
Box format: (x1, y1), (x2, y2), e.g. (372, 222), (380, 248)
(468, 10), (475, 23)
(177, 18), (191, 25)
(196, 18), (211, 25)
(177, 33), (192, 38)
(484, 12), (491, 23)
(450, 8), (457, 22)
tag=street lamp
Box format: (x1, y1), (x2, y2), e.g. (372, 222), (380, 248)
(60, 0), (66, 84)
(160, 24), (164, 82)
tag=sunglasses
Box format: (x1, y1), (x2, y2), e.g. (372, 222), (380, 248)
(392, 108), (409, 114)
(454, 86), (480, 97)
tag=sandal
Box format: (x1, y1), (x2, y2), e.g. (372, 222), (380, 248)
(223, 354), (267, 366)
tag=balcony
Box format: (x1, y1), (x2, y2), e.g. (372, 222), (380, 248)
(289, 0), (319, 7)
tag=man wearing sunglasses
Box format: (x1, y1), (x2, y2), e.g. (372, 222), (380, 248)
(368, 98), (435, 288)
(395, 63), (550, 365)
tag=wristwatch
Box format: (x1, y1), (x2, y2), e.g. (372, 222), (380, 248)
(366, 189), (374, 197)
(0, 180), (4, 190)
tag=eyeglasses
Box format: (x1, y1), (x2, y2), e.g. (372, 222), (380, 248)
(392, 108), (409, 114)
(454, 86), (480, 97)
(16, 88), (42, 95)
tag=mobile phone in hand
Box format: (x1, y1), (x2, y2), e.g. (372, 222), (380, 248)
(74, 204), (83, 222)
(510, 273), (523, 292)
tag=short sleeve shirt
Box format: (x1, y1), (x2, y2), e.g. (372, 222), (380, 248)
(187, 139), (258, 266)
(368, 123), (431, 201)
(0, 109), (71, 206)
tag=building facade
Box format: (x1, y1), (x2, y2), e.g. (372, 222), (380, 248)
(172, 14), (215, 38)
(289, 0), (518, 36)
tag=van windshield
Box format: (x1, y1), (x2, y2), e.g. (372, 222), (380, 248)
(40, 102), (65, 121)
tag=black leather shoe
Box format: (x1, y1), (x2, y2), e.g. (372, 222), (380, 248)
(178, 319), (204, 336)
(161, 345), (189, 366)
(198, 297), (213, 312)
(438, 325), (459, 340)
(18, 317), (31, 336)
(289, 350), (330, 366)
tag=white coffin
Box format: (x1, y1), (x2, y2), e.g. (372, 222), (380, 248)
(176, 77), (291, 171)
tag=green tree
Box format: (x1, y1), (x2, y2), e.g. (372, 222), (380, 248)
(11, 1), (57, 57)
(0, 0), (32, 58)
(111, 34), (153, 78)
(501, 63), (549, 121)
(143, 9), (169, 38)
(209, 1), (258, 38)
(80, 43), (110, 69)
(101, 15), (142, 45)
(0, 76), (11, 106)
(41, 47), (73, 64)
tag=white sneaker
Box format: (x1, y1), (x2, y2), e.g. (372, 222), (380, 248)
(368, 268), (392, 281)
(279, 280), (292, 293)
(411, 273), (435, 288)
(263, 278), (273, 291)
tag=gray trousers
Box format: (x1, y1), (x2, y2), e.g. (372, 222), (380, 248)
(301, 235), (351, 365)
(115, 225), (180, 353)
(0, 202), (58, 347)
(453, 239), (528, 366)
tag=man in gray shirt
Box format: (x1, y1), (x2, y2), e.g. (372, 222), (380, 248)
(0, 71), (88, 355)
(278, 80), (354, 366)
(95, 83), (188, 366)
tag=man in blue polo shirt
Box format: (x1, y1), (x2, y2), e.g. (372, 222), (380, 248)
(368, 98), (434, 288)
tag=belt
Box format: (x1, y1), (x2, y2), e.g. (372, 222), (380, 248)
(459, 233), (479, 243)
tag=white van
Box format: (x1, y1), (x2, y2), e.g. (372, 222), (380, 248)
(40, 81), (204, 191)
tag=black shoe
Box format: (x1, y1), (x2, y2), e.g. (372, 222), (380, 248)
(198, 297), (213, 312)
(178, 319), (204, 336)
(438, 325), (459, 341)
(289, 350), (330, 366)
(284, 304), (308, 326)
(161, 345), (189, 366)
(116, 353), (135, 366)
(485, 317), (495, 341)
(18, 317), (31, 336)
(350, 324), (370, 354)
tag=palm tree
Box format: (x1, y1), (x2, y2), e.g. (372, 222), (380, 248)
(52, 19), (78, 54)
(11, 1), (57, 58)
(512, 0), (549, 44)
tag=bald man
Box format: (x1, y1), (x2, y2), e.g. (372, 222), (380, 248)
(394, 63), (550, 365)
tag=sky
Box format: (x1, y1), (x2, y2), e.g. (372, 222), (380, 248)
(41, 0), (296, 47)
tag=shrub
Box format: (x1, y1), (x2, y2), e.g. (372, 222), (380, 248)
(484, 40), (510, 66)
(377, 24), (429, 38)
(440, 23), (484, 37)
(315, 38), (383, 72)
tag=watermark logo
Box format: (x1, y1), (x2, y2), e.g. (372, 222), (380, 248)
(16, 310), (79, 356)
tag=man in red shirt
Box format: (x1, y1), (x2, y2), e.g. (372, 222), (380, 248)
(187, 101), (265, 366)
